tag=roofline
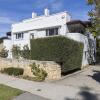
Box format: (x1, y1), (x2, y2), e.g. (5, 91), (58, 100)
(12, 25), (61, 33)
(12, 11), (70, 26)
(66, 20), (87, 27)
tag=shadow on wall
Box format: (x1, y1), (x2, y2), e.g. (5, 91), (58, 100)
(65, 87), (99, 100)
(88, 70), (100, 83)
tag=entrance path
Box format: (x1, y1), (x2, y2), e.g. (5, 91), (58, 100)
(0, 65), (100, 100)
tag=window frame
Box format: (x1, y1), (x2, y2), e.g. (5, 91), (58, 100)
(46, 27), (59, 36)
(15, 33), (24, 40)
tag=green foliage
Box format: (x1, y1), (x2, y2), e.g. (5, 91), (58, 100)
(97, 39), (100, 59)
(30, 36), (83, 73)
(87, 0), (94, 5)
(21, 45), (30, 59)
(88, 0), (100, 36)
(12, 45), (31, 59)
(1, 67), (24, 76)
(0, 48), (8, 58)
(12, 45), (21, 59)
(30, 63), (47, 81)
(0, 39), (3, 44)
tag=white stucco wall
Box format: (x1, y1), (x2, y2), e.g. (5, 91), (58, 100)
(10, 11), (71, 52)
(34, 30), (46, 39)
(12, 32), (31, 49)
(12, 12), (70, 34)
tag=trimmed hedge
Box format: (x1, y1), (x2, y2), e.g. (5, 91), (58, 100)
(1, 67), (24, 76)
(0, 39), (3, 44)
(30, 36), (83, 73)
(97, 39), (100, 61)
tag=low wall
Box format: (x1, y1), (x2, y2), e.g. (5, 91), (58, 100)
(0, 58), (61, 80)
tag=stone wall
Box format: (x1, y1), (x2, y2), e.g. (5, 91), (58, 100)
(0, 58), (61, 80)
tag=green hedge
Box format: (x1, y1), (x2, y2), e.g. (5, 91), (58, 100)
(1, 67), (24, 76)
(0, 39), (3, 44)
(30, 36), (83, 73)
(97, 39), (100, 61)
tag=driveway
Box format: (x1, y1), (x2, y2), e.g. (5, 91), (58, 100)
(52, 64), (100, 92)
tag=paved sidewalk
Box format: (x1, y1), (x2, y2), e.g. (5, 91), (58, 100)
(53, 65), (100, 91)
(13, 92), (49, 100)
(0, 73), (100, 100)
(0, 74), (78, 100)
(0, 65), (100, 100)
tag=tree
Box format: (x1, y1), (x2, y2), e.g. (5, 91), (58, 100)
(0, 48), (8, 58)
(87, 0), (100, 62)
(21, 45), (30, 59)
(12, 45), (21, 59)
(87, 0), (100, 37)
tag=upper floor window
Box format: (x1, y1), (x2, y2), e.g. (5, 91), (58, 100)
(46, 28), (59, 36)
(16, 33), (24, 39)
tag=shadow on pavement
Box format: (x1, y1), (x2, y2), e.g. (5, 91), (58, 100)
(65, 87), (99, 100)
(78, 90), (99, 100)
(88, 70), (100, 83)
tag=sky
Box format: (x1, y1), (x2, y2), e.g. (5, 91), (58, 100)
(0, 0), (92, 37)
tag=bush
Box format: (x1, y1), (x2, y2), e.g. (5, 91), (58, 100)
(0, 39), (3, 44)
(1, 67), (24, 76)
(12, 45), (31, 59)
(97, 39), (100, 61)
(0, 48), (8, 58)
(20, 45), (31, 59)
(30, 63), (47, 81)
(30, 36), (83, 73)
(12, 45), (21, 59)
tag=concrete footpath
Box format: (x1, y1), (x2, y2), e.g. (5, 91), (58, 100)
(0, 74), (100, 100)
(53, 65), (100, 91)
(13, 92), (49, 100)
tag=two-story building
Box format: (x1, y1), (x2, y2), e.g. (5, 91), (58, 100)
(11, 9), (71, 48)
(3, 9), (96, 66)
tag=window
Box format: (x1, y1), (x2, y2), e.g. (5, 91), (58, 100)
(46, 28), (59, 36)
(15, 33), (24, 39)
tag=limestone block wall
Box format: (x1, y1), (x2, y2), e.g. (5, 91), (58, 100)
(0, 58), (61, 80)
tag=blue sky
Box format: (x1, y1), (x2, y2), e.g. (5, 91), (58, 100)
(0, 0), (92, 37)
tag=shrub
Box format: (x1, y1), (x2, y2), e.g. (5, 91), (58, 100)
(30, 36), (83, 73)
(12, 45), (21, 59)
(0, 48), (8, 58)
(1, 67), (24, 76)
(97, 39), (100, 61)
(30, 63), (47, 81)
(20, 45), (31, 59)
(0, 39), (3, 44)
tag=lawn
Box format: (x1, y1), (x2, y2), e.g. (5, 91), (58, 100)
(0, 84), (23, 100)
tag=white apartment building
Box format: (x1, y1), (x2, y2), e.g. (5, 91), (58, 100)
(11, 9), (71, 49)
(3, 9), (96, 66)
